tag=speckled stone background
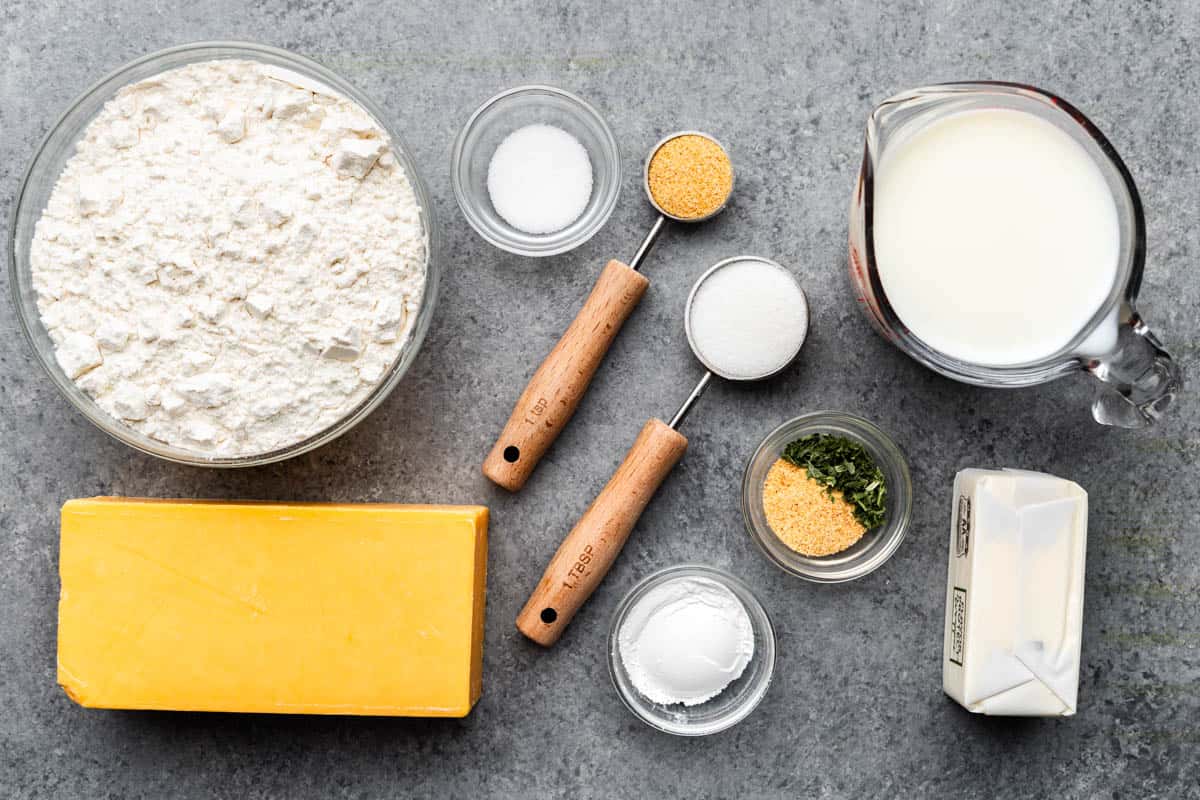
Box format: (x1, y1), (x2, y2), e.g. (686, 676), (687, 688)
(3, 1), (1199, 797)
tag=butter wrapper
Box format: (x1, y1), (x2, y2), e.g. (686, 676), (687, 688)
(943, 468), (1087, 717)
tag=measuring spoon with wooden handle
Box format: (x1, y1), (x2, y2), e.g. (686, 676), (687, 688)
(482, 131), (734, 492)
(517, 256), (808, 645)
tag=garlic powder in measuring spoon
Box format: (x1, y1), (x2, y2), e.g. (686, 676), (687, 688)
(686, 258), (809, 380)
(617, 576), (754, 706)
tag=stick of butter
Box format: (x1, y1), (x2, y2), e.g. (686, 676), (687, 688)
(57, 498), (488, 717)
(943, 469), (1087, 717)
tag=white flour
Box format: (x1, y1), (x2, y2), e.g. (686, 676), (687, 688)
(30, 60), (427, 457)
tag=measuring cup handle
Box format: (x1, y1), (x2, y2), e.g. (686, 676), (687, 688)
(1086, 309), (1183, 428)
(516, 418), (688, 646)
(483, 260), (650, 491)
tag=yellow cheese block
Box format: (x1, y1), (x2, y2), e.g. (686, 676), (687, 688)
(57, 498), (488, 717)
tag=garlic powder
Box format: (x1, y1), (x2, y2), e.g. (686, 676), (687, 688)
(617, 576), (754, 706)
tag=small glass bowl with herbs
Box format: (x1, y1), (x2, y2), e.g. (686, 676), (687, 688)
(742, 412), (912, 582)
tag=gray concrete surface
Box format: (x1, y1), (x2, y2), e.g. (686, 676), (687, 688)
(3, 1), (1199, 797)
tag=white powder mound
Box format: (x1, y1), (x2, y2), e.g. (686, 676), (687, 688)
(486, 124), (592, 234)
(29, 60), (427, 458)
(687, 259), (808, 380)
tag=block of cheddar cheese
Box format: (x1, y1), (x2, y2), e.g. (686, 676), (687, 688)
(57, 498), (488, 717)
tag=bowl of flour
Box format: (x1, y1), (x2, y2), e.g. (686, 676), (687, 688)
(10, 42), (438, 465)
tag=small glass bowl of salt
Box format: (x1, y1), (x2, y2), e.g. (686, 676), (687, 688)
(742, 412), (913, 582)
(452, 85), (621, 257)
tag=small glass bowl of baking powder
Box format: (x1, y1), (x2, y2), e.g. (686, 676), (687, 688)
(9, 41), (439, 467)
(451, 85), (621, 257)
(607, 564), (776, 736)
(743, 412), (913, 582)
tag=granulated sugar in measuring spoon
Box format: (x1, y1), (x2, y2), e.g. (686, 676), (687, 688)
(517, 256), (808, 646)
(482, 132), (735, 492)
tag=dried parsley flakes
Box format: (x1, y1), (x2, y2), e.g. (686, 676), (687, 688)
(781, 433), (888, 530)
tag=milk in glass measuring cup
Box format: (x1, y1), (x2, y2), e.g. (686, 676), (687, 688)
(849, 82), (1181, 428)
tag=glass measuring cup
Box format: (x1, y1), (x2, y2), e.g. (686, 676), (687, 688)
(516, 256), (807, 647)
(849, 82), (1181, 428)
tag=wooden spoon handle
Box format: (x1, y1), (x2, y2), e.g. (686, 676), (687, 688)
(483, 260), (650, 492)
(516, 418), (688, 646)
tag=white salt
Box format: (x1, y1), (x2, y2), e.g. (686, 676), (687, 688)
(487, 124), (592, 234)
(687, 259), (808, 379)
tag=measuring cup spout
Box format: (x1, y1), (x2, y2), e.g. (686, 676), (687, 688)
(1086, 308), (1182, 428)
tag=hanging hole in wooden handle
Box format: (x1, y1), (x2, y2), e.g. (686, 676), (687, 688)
(483, 260), (650, 492)
(516, 418), (688, 646)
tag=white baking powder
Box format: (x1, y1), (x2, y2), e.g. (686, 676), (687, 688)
(486, 124), (592, 234)
(617, 576), (754, 707)
(30, 60), (427, 457)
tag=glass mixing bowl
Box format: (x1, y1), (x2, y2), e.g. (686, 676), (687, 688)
(9, 41), (439, 467)
(608, 564), (776, 736)
(451, 85), (621, 257)
(742, 412), (912, 582)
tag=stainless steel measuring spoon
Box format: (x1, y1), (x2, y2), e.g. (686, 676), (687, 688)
(483, 132), (734, 491)
(517, 256), (808, 646)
